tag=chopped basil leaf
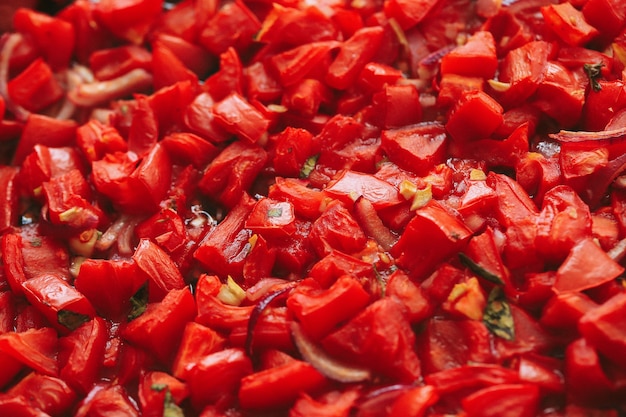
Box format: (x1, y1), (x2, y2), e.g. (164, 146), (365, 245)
(163, 389), (184, 417)
(151, 383), (167, 392)
(458, 252), (504, 285)
(483, 287), (515, 341)
(300, 154), (319, 179)
(267, 207), (283, 218)
(584, 62), (604, 92)
(128, 284), (149, 321)
(57, 310), (90, 331)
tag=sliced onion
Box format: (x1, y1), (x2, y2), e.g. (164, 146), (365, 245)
(291, 321), (372, 383)
(95, 214), (141, 254)
(245, 284), (295, 356)
(353, 196), (397, 251)
(0, 33), (31, 121)
(68, 68), (153, 107)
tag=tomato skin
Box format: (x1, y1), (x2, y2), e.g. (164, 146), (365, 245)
(122, 288), (196, 365)
(22, 273), (96, 334)
(12, 115), (78, 166)
(238, 360), (327, 410)
(392, 201), (473, 280)
(440, 31), (498, 79)
(322, 297), (421, 383)
(58, 317), (107, 394)
(94, 0), (163, 44)
(0, 327), (58, 377)
(171, 322), (226, 380)
(7, 58), (64, 113)
(89, 45), (152, 81)
(75, 259), (147, 320)
(326, 26), (385, 90)
(13, 8), (75, 70)
(188, 348), (253, 410)
(309, 201), (367, 257)
(461, 383), (540, 417)
(381, 122), (448, 176)
(74, 384), (140, 417)
(132, 238), (186, 301)
(446, 90), (503, 144)
(579, 291), (626, 369)
(6, 372), (77, 416)
(388, 385), (439, 417)
(92, 143), (172, 214)
(138, 371), (188, 417)
(198, 0), (260, 55)
(287, 275), (370, 340)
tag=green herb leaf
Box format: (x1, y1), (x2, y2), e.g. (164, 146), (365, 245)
(584, 62), (604, 92)
(128, 284), (149, 321)
(458, 253), (504, 285)
(483, 287), (515, 341)
(267, 207), (283, 218)
(300, 154), (319, 179)
(29, 238), (42, 247)
(57, 310), (90, 331)
(163, 388), (185, 417)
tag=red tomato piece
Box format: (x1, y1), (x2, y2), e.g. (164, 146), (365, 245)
(58, 317), (107, 394)
(12, 115), (78, 166)
(554, 237), (624, 293)
(307, 249), (373, 288)
(122, 288), (196, 365)
(418, 319), (494, 374)
(392, 201), (473, 280)
(0, 166), (19, 233)
(94, 0), (163, 44)
(212, 93), (270, 144)
(322, 297), (421, 383)
(461, 383), (540, 417)
(7, 372), (77, 416)
(197, 0), (260, 55)
(76, 119), (128, 162)
(385, 270), (432, 323)
(440, 31), (498, 79)
(75, 259), (147, 319)
(198, 141), (267, 208)
(151, 38), (199, 90)
(171, 322), (226, 380)
(270, 41), (338, 87)
(0, 327), (58, 376)
(187, 348), (253, 410)
(92, 144), (172, 214)
(388, 385), (439, 417)
(287, 275), (370, 340)
(564, 337), (614, 404)
(132, 238), (186, 301)
(579, 291), (626, 369)
(7, 58), (64, 113)
(74, 384), (140, 417)
(446, 90), (503, 144)
(384, 0), (440, 29)
(582, 0), (626, 45)
(245, 198), (297, 239)
(326, 26), (385, 90)
(381, 122), (448, 176)
(22, 273), (96, 333)
(138, 371), (188, 417)
(238, 360), (327, 410)
(89, 45), (152, 81)
(309, 201), (367, 256)
(256, 4), (339, 47)
(152, 32), (213, 79)
(12, 8), (75, 70)
(325, 170), (403, 210)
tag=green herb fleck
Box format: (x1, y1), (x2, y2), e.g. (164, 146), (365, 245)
(151, 383), (167, 392)
(57, 310), (90, 331)
(128, 284), (149, 321)
(267, 207), (283, 218)
(300, 154), (319, 179)
(373, 264), (387, 298)
(30, 238), (42, 247)
(458, 252), (504, 285)
(584, 62), (604, 92)
(483, 287), (515, 341)
(164, 388), (184, 417)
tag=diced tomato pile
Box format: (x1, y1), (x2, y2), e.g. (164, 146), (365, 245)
(2, 0), (626, 415)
